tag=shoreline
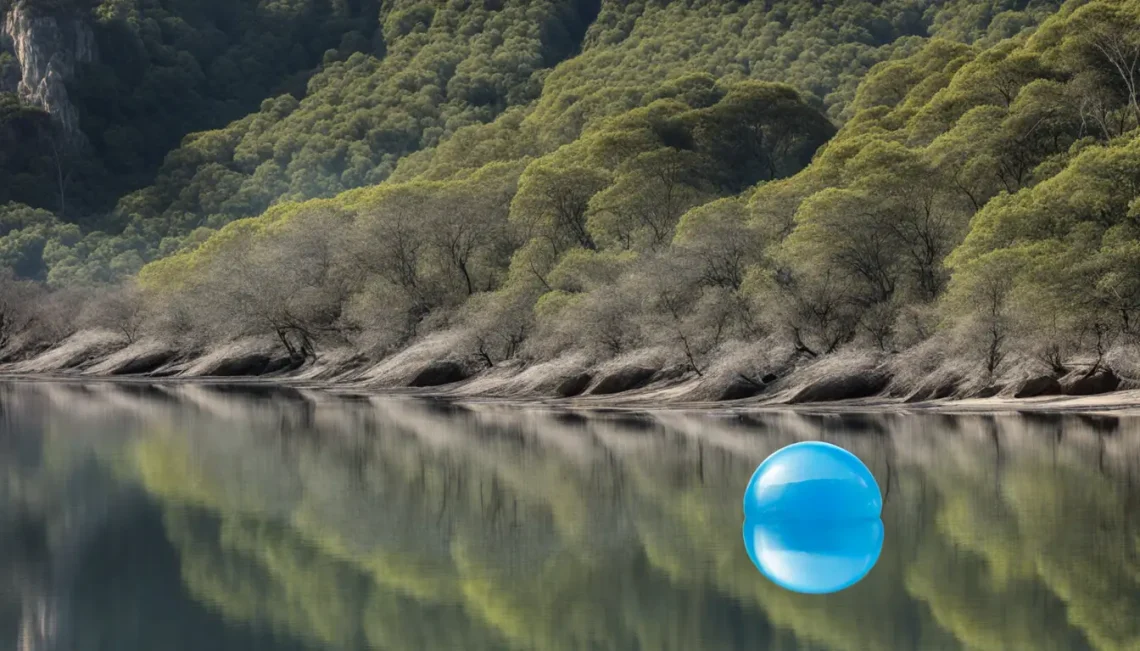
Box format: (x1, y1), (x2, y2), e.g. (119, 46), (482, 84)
(6, 330), (1140, 416)
(8, 370), (1140, 416)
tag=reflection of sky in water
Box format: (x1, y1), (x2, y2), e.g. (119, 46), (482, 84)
(1, 381), (1139, 651)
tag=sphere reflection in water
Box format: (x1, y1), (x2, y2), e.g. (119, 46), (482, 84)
(742, 516), (884, 594)
(741, 441), (884, 594)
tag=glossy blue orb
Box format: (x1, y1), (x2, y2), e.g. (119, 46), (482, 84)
(742, 517), (884, 594)
(742, 441), (884, 594)
(743, 441), (882, 522)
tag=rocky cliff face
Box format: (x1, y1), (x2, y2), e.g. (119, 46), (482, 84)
(0, 0), (94, 146)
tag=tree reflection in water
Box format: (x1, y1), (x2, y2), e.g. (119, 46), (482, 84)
(1, 381), (1139, 651)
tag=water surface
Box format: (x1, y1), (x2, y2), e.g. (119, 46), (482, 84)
(2, 381), (1140, 651)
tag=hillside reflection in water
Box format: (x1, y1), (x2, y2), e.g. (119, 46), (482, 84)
(2, 381), (1140, 651)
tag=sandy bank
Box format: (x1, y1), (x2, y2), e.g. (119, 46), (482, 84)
(8, 330), (1140, 414)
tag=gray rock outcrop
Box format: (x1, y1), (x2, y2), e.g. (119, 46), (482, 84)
(589, 366), (658, 395)
(409, 360), (469, 387)
(1, 0), (95, 146)
(1013, 375), (1061, 399)
(789, 368), (891, 403)
(1061, 369), (1120, 396)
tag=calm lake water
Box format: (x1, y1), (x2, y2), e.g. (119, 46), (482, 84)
(2, 381), (1140, 651)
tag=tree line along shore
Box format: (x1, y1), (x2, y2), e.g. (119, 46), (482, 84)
(5, 0), (1140, 404)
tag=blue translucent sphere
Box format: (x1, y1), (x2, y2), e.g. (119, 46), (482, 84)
(743, 441), (882, 522)
(742, 441), (884, 594)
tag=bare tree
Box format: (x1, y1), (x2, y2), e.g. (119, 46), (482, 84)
(202, 209), (353, 360)
(80, 283), (147, 344)
(963, 262), (1016, 376)
(0, 269), (39, 352)
(763, 266), (860, 358)
(459, 286), (537, 367)
(426, 183), (513, 297)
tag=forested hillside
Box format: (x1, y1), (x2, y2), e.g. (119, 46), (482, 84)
(6, 0), (1139, 401)
(3, 0), (1052, 284)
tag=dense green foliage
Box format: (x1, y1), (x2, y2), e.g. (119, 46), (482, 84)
(132, 78), (832, 359)
(2, 0), (600, 281)
(3, 0), (385, 221)
(1, 0), (1057, 285)
(756, 0), (1140, 368)
(76, 0), (382, 180)
(0, 95), (60, 211)
(121, 0), (1120, 376)
(9, 0), (1140, 383)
